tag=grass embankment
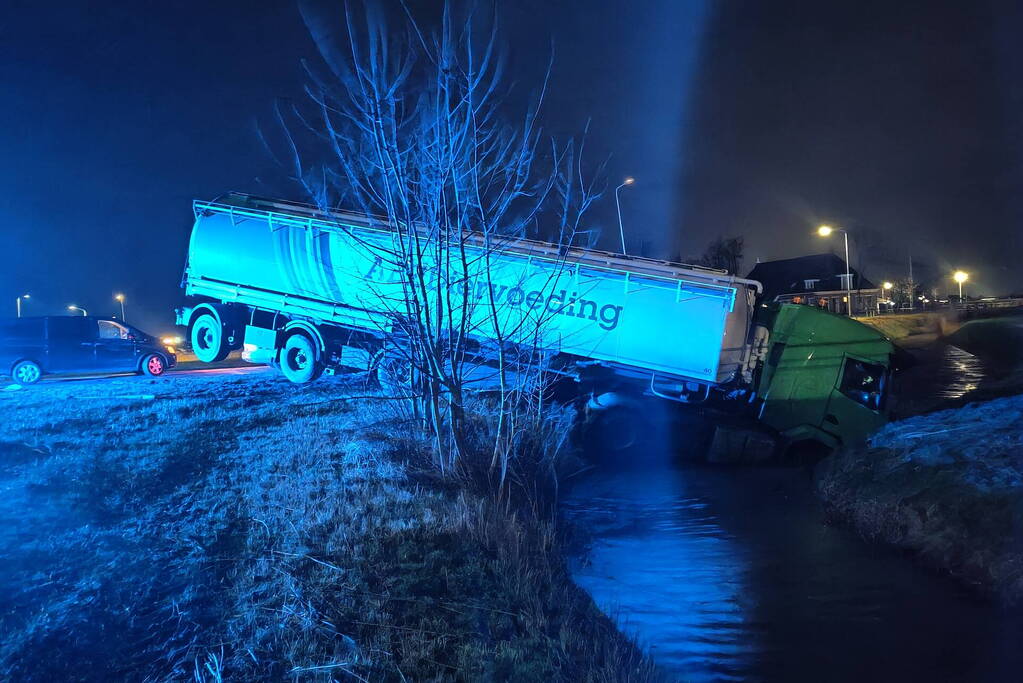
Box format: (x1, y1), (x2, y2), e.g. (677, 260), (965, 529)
(946, 316), (1023, 366)
(0, 370), (657, 680)
(857, 311), (959, 346)
(816, 394), (1023, 603)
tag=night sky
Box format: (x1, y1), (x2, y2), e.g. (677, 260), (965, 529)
(2, 0), (1021, 333)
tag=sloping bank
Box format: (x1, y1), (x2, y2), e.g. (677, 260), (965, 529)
(0, 371), (658, 681)
(815, 393), (1023, 603)
(857, 311), (960, 347)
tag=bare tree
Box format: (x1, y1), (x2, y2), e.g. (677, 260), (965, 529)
(266, 1), (601, 492)
(689, 236), (744, 274)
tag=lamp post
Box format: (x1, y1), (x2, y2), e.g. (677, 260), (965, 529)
(615, 177), (635, 255)
(817, 224), (853, 316)
(883, 281), (893, 312)
(953, 270), (969, 303)
(16, 294), (30, 318)
(115, 293), (126, 321)
(67, 305), (88, 317)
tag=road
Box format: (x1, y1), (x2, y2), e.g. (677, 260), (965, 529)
(1, 360), (271, 389)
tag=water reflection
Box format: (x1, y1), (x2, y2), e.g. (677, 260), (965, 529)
(564, 465), (1023, 682)
(566, 468), (755, 679)
(937, 345), (986, 400)
(891, 342), (1018, 418)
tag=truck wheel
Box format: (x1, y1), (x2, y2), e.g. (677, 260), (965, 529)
(583, 392), (645, 453)
(191, 313), (230, 363)
(375, 353), (417, 398)
(140, 354), (167, 377)
(280, 333), (322, 384)
(12, 360), (42, 385)
(589, 406), (641, 451)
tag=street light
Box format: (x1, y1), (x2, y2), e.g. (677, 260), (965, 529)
(883, 281), (893, 311)
(115, 293), (126, 321)
(615, 177), (635, 256)
(67, 305), (88, 317)
(16, 293), (30, 318)
(817, 224), (853, 316)
(953, 270), (969, 302)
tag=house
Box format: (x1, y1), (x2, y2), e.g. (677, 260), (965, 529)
(747, 253), (881, 316)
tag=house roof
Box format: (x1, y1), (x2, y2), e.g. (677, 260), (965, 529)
(746, 253), (877, 300)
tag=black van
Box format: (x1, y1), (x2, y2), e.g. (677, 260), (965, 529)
(0, 316), (176, 384)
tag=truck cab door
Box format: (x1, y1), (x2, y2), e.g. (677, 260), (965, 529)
(95, 320), (138, 372)
(822, 356), (889, 444)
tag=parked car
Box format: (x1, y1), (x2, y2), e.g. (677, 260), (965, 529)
(0, 316), (176, 384)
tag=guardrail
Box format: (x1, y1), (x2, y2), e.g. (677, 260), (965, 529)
(875, 298), (1023, 316)
(957, 298), (1023, 311)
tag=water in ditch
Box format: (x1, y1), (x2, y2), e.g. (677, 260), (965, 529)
(564, 342), (1023, 682)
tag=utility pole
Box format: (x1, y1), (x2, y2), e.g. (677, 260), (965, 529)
(817, 225), (853, 316)
(615, 177), (635, 255)
(908, 250), (914, 311)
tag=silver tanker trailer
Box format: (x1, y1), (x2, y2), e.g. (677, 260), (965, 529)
(176, 193), (895, 455)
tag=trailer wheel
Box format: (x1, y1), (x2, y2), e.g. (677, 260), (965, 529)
(375, 353), (417, 398)
(280, 333), (323, 384)
(191, 313), (230, 363)
(583, 392), (645, 453)
(589, 406), (641, 451)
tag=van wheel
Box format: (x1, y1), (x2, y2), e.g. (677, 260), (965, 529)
(280, 333), (322, 384)
(191, 313), (230, 363)
(141, 354), (167, 377)
(12, 360), (42, 385)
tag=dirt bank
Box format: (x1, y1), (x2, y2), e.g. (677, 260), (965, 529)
(0, 371), (657, 680)
(858, 311), (960, 347)
(815, 393), (1023, 603)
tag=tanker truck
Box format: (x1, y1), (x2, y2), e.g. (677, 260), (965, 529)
(176, 193), (893, 455)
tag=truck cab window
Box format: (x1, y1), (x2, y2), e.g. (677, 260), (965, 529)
(98, 320), (129, 340)
(839, 358), (886, 411)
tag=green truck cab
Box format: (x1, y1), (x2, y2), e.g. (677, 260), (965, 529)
(754, 303), (893, 451)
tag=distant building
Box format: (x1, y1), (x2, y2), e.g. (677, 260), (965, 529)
(747, 253), (881, 316)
